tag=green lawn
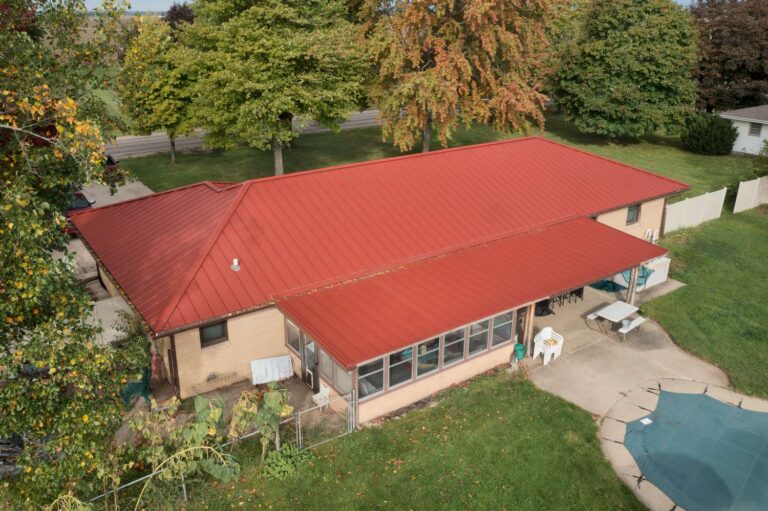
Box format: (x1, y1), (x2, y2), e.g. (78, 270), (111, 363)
(644, 206), (768, 398)
(181, 373), (642, 511)
(122, 113), (754, 196)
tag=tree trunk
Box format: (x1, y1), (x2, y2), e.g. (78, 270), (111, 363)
(169, 136), (176, 164)
(272, 136), (284, 175)
(422, 111), (432, 153)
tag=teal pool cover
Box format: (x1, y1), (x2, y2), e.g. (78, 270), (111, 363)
(625, 391), (768, 511)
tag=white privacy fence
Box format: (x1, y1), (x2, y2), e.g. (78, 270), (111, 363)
(734, 176), (768, 213)
(664, 187), (727, 234)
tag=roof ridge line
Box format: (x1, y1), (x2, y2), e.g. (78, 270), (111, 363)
(274, 214), (583, 301)
(236, 136), (540, 187)
(536, 137), (690, 191)
(70, 180), (241, 217)
(153, 181), (253, 331)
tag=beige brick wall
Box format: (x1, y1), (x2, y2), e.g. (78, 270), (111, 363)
(98, 263), (122, 298)
(596, 198), (665, 239)
(357, 343), (515, 423)
(175, 307), (288, 398)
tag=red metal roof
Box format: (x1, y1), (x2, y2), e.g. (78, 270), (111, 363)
(278, 218), (667, 368)
(72, 137), (687, 334)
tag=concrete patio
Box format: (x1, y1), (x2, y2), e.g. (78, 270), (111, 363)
(528, 286), (729, 418)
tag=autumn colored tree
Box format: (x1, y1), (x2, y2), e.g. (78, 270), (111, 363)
(692, 0), (768, 111)
(554, 0), (698, 138)
(0, 1), (147, 505)
(361, 0), (551, 153)
(183, 0), (366, 174)
(118, 16), (193, 163)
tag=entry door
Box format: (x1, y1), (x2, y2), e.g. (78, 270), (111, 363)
(301, 336), (319, 392)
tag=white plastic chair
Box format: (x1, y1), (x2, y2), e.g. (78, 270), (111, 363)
(533, 327), (565, 366)
(311, 383), (330, 410)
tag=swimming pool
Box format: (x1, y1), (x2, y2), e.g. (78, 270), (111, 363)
(624, 390), (768, 511)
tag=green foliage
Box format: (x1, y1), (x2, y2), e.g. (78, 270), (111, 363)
(680, 113), (738, 155)
(117, 16), (193, 161)
(0, 2), (144, 505)
(229, 383), (293, 458)
(554, 0), (698, 138)
(183, 0), (366, 172)
(644, 207), (768, 398)
(261, 443), (310, 480)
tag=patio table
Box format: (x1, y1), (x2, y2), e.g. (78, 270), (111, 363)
(594, 301), (638, 324)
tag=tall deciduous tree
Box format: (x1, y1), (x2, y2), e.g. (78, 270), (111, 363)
(184, 0), (366, 175)
(692, 0), (768, 111)
(118, 16), (193, 163)
(0, 1), (142, 505)
(554, 0), (698, 138)
(362, 0), (551, 153)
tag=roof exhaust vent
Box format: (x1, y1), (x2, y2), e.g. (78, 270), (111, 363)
(231, 258), (240, 272)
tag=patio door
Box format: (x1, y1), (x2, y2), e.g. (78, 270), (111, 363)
(301, 336), (319, 393)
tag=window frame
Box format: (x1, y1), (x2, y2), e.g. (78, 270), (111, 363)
(748, 122), (763, 137)
(467, 319), (490, 358)
(416, 337), (441, 378)
(441, 328), (466, 367)
(387, 347), (414, 389)
(491, 310), (515, 347)
(199, 320), (228, 348)
(626, 204), (641, 225)
(357, 357), (385, 399)
(285, 319), (301, 354)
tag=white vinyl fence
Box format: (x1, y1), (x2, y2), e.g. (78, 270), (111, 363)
(734, 176), (768, 213)
(664, 187), (727, 234)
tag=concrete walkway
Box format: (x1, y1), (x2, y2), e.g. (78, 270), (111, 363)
(599, 378), (768, 510)
(528, 287), (729, 418)
(106, 109), (381, 159)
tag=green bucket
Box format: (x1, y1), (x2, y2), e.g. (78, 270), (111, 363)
(514, 343), (526, 361)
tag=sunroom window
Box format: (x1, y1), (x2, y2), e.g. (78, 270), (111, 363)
(492, 311), (513, 346)
(416, 338), (440, 376)
(443, 328), (465, 366)
(468, 320), (489, 355)
(319, 348), (333, 381)
(335, 364), (352, 394)
(388, 348), (413, 387)
(358, 358), (384, 398)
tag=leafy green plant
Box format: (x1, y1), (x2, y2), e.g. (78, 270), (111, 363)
(680, 113), (738, 155)
(261, 443), (311, 480)
(229, 383), (293, 459)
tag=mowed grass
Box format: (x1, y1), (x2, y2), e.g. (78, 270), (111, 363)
(182, 373), (643, 511)
(644, 206), (768, 398)
(122, 113), (754, 196)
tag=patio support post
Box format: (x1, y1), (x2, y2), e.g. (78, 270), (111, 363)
(626, 266), (639, 305)
(523, 305), (535, 356)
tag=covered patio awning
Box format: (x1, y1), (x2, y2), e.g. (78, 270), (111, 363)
(277, 218), (666, 369)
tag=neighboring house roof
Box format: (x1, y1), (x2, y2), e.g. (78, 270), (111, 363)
(719, 105), (768, 124)
(279, 217), (667, 368)
(72, 136), (688, 336)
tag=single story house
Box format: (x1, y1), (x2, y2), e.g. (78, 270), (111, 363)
(71, 137), (688, 425)
(719, 104), (768, 155)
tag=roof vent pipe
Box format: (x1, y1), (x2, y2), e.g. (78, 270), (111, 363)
(231, 258), (240, 272)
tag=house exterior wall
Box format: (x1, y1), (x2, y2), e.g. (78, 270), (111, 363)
(357, 343), (515, 424)
(97, 264), (122, 298)
(727, 119), (767, 155)
(174, 306), (287, 398)
(596, 197), (665, 239)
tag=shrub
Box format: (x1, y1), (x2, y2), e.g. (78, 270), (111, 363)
(262, 444), (311, 480)
(680, 113), (737, 155)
